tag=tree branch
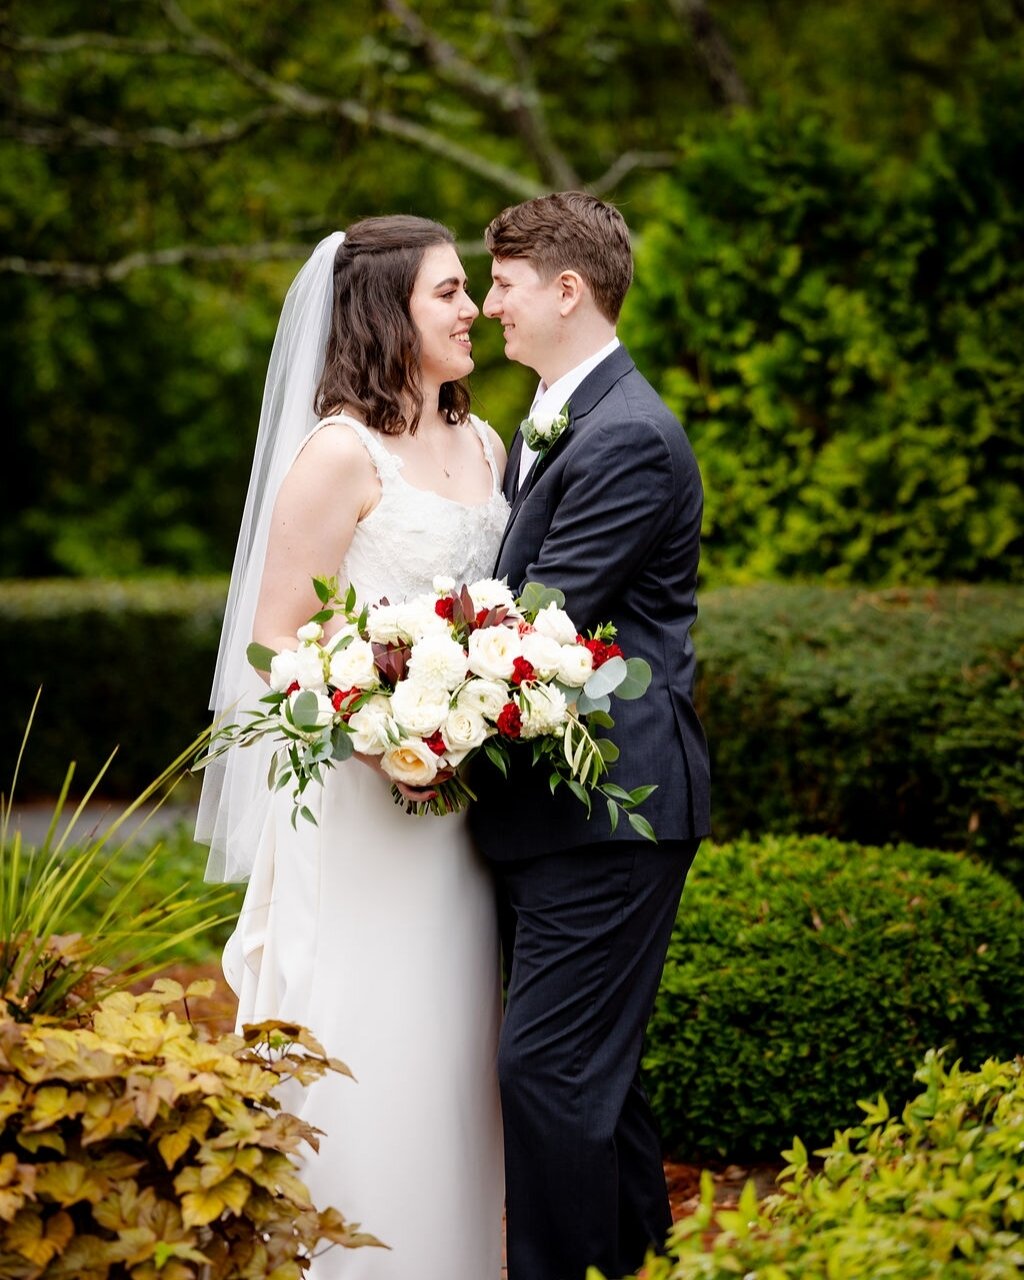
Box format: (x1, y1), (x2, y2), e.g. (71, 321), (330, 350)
(1, 33), (193, 57)
(0, 241), (311, 286)
(666, 0), (751, 109)
(385, 0), (579, 189)
(0, 105), (291, 151)
(589, 149), (680, 197)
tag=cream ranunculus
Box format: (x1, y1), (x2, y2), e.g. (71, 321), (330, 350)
(381, 738), (439, 786)
(533, 602), (579, 647)
(441, 705), (490, 763)
(520, 683), (568, 739)
(467, 625), (521, 681)
(388, 678), (451, 737)
(329, 638), (379, 690)
(407, 631), (470, 692)
(556, 643), (594, 688)
(398, 597), (449, 642)
(466, 577), (517, 614)
(520, 631), (564, 680)
(346, 695), (396, 754)
(457, 677), (509, 721)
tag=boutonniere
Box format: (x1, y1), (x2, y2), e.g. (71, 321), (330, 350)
(521, 403), (570, 456)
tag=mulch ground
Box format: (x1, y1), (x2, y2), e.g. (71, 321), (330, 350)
(155, 961), (783, 1260)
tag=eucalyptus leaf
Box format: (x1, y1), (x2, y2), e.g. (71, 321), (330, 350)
(583, 656), (627, 699)
(519, 581), (566, 615)
(596, 738), (620, 763)
(332, 731), (354, 761)
(615, 658), (653, 700)
(290, 691), (322, 731)
(576, 691), (611, 715)
(246, 642), (279, 673)
(585, 709), (615, 729)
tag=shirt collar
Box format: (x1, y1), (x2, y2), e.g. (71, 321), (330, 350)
(529, 336), (621, 419)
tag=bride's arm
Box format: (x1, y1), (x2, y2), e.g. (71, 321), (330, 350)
(252, 425), (378, 655)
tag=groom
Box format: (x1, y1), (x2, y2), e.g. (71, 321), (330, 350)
(470, 192), (711, 1280)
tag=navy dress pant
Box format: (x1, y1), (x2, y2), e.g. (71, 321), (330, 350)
(494, 839), (699, 1280)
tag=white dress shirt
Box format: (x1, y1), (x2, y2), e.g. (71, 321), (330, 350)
(518, 336), (621, 488)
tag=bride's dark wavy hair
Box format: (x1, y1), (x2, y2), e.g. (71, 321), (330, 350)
(314, 215), (471, 435)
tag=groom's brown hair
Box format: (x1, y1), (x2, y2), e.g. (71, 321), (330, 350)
(485, 192), (633, 323)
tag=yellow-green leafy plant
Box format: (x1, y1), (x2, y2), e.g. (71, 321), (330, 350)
(1, 696), (236, 1021)
(0, 979), (382, 1278)
(600, 1052), (1024, 1279)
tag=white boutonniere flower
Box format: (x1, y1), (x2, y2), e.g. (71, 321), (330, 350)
(521, 403), (570, 455)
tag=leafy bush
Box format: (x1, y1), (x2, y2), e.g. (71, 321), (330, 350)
(623, 67), (1024, 586)
(1, 708), (238, 1020)
(616, 1053), (1024, 1280)
(644, 836), (1024, 1160)
(0, 578), (226, 797)
(697, 584), (1024, 886)
(0, 980), (380, 1279)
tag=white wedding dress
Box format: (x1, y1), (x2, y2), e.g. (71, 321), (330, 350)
(222, 413), (510, 1279)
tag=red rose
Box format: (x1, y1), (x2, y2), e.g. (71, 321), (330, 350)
(496, 702), (522, 739)
(511, 657), (536, 686)
(424, 730), (447, 757)
(435, 597), (456, 620)
(285, 681), (300, 695)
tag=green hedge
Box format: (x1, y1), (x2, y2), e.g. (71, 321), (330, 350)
(645, 836), (1024, 1160)
(696, 584), (1024, 886)
(2, 582), (1021, 887)
(618, 1053), (1024, 1280)
(622, 76), (1024, 586)
(0, 578), (226, 796)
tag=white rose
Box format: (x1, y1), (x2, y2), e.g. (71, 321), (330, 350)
(381, 738), (439, 787)
(520, 684), (568, 739)
(346, 695), (396, 755)
(466, 577), (516, 614)
(325, 623), (359, 653)
(329, 638), (379, 690)
(398, 597), (449, 642)
(556, 644), (594, 688)
(520, 632), (564, 680)
(268, 649), (299, 692)
(529, 406), (562, 441)
(533, 602), (579, 647)
(296, 620), (323, 643)
(441, 706), (490, 763)
(388, 679), (451, 737)
(407, 632), (469, 692)
(467, 625), (521, 681)
(293, 644), (328, 690)
(457, 677), (508, 721)
(433, 575), (456, 594)
(366, 603), (413, 645)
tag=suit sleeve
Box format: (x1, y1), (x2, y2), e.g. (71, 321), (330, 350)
(519, 414), (684, 631)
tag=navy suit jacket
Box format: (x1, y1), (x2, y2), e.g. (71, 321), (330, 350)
(469, 345), (711, 861)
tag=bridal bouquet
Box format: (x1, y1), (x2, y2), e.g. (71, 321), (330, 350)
(202, 576), (656, 839)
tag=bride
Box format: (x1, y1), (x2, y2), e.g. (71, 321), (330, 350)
(195, 217), (509, 1279)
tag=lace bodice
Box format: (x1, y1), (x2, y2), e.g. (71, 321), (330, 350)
(313, 413), (510, 602)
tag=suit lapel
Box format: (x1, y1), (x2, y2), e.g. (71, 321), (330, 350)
(504, 430), (524, 502)
(495, 346), (638, 569)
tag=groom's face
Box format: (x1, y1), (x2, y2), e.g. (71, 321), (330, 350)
(483, 256), (561, 376)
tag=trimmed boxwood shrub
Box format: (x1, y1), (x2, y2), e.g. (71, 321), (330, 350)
(697, 584), (1024, 886)
(619, 1053), (1024, 1280)
(644, 836), (1024, 1160)
(0, 578), (226, 797)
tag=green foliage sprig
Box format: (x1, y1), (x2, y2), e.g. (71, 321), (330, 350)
(0, 980), (382, 1279)
(1, 696), (237, 1022)
(644, 836), (1024, 1159)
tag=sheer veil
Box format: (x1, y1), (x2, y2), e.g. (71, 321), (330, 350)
(195, 231), (345, 882)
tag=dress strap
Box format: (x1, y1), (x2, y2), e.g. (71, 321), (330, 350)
(317, 414), (403, 482)
(468, 415), (500, 490)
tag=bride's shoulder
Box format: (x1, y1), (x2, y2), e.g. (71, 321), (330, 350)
(468, 413), (508, 471)
(291, 415), (377, 475)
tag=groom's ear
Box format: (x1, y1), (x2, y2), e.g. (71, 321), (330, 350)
(556, 270), (586, 316)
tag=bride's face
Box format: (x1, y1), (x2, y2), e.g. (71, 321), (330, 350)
(409, 243), (479, 386)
